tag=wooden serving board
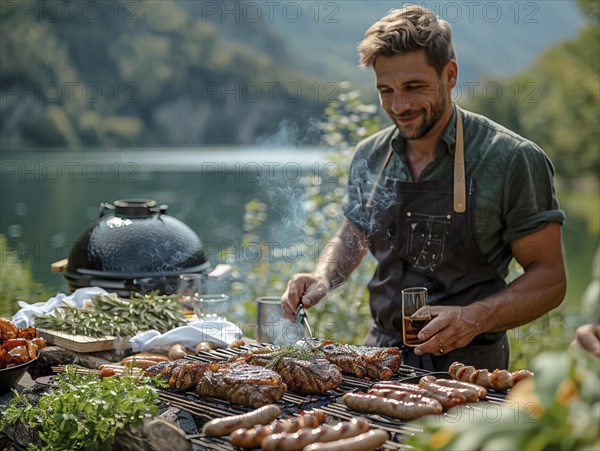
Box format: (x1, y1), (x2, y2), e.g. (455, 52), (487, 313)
(38, 329), (131, 353)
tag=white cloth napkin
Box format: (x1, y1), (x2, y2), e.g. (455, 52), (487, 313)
(129, 320), (243, 353)
(11, 287), (110, 328)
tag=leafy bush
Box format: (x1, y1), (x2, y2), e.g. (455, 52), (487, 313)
(0, 365), (161, 451)
(231, 83), (382, 343)
(0, 234), (40, 317)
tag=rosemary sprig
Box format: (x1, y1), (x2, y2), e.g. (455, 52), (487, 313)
(35, 291), (186, 338)
(264, 345), (317, 370)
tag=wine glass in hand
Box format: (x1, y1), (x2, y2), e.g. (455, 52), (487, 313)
(402, 287), (432, 347)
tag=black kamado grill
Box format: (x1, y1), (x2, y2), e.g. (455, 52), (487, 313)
(60, 199), (210, 297)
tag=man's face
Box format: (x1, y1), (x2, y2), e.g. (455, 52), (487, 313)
(375, 50), (456, 140)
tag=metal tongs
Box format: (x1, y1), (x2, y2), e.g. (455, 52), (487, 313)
(296, 304), (313, 339)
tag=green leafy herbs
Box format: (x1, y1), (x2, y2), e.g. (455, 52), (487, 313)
(264, 345), (316, 370)
(0, 365), (161, 451)
(35, 292), (186, 338)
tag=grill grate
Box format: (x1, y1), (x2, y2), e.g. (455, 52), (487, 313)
(155, 346), (507, 451)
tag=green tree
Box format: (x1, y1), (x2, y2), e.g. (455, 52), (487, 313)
(469, 1), (600, 182)
(0, 234), (40, 316)
(231, 83), (383, 344)
(0, 0), (325, 148)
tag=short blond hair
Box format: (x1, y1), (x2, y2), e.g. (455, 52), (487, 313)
(358, 5), (455, 74)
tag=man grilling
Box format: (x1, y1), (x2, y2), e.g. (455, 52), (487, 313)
(280, 5), (566, 371)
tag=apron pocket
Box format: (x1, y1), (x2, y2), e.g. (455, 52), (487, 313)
(404, 213), (451, 272)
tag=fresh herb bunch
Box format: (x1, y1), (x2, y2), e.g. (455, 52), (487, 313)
(0, 365), (161, 451)
(35, 292), (186, 338)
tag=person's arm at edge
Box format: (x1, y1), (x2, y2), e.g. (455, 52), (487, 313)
(281, 218), (368, 321)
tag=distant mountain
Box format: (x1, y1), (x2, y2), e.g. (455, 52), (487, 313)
(0, 0), (585, 148)
(269, 0), (584, 100)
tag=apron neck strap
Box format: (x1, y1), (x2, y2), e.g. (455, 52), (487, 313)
(453, 108), (466, 213)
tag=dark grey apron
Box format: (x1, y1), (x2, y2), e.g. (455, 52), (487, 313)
(363, 108), (509, 371)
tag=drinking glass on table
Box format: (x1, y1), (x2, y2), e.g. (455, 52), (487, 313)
(177, 274), (204, 317)
(193, 294), (229, 322)
(402, 287), (432, 346)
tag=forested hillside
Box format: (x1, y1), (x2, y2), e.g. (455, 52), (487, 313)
(0, 0), (325, 148)
(469, 0), (599, 182)
(271, 1), (583, 94)
(0, 0), (587, 150)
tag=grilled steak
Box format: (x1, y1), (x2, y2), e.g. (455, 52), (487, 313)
(316, 340), (402, 380)
(232, 349), (342, 393)
(144, 359), (210, 390)
(275, 357), (342, 393)
(144, 359), (182, 378)
(196, 362), (287, 408)
(172, 361), (209, 390)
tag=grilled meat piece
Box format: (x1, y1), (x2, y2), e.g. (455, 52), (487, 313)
(144, 359), (210, 390)
(173, 362), (208, 390)
(196, 362), (287, 408)
(232, 349), (342, 393)
(316, 340), (402, 380)
(144, 359), (184, 378)
(448, 361), (533, 391)
(275, 357), (342, 393)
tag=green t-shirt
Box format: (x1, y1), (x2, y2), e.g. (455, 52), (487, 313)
(343, 106), (565, 279)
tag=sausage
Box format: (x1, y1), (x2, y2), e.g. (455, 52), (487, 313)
(230, 410), (328, 449)
(202, 404), (281, 437)
(511, 369), (534, 386)
(98, 364), (127, 377)
(449, 362), (477, 382)
(261, 418), (370, 451)
(297, 409), (328, 428)
(489, 369), (512, 391)
(120, 357), (164, 370)
(302, 429), (390, 451)
(449, 361), (533, 391)
(228, 339), (245, 349)
(343, 393), (440, 420)
(418, 377), (470, 404)
(371, 382), (429, 394)
(431, 378), (488, 399)
(367, 388), (443, 414)
(371, 382), (463, 410)
(230, 423), (276, 448)
(419, 376), (479, 402)
(450, 363), (499, 389)
(310, 418), (370, 443)
(168, 343), (188, 360)
(195, 341), (217, 353)
(131, 352), (170, 363)
(261, 427), (320, 451)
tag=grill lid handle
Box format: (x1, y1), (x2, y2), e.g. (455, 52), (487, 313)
(98, 199), (168, 218)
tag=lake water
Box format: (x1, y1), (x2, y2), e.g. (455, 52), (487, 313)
(0, 148), (336, 292)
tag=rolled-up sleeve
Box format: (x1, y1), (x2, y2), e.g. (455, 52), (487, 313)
(501, 141), (566, 245)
